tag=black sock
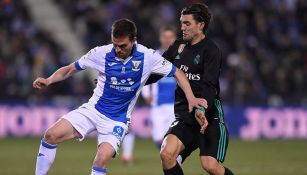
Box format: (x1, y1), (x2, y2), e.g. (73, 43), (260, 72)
(224, 167), (234, 175)
(163, 162), (184, 175)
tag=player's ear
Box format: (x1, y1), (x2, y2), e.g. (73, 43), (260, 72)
(130, 36), (137, 43)
(199, 22), (205, 31)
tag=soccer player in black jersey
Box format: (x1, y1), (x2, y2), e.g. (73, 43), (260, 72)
(146, 3), (234, 175)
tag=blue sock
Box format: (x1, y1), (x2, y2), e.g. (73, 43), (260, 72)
(91, 166), (107, 175)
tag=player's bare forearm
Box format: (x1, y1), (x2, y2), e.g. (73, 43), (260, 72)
(173, 68), (208, 111)
(33, 63), (78, 89)
(47, 63), (78, 84)
(174, 68), (194, 100)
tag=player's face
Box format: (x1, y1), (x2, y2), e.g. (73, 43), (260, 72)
(159, 30), (176, 51)
(180, 14), (204, 41)
(112, 36), (136, 59)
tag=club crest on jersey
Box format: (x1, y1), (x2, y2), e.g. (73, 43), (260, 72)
(178, 44), (186, 54)
(175, 44), (185, 60)
(194, 54), (201, 65)
(132, 61), (141, 71)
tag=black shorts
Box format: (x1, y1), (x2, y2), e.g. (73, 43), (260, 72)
(166, 119), (229, 163)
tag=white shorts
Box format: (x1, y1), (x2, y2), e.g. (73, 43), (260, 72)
(150, 104), (175, 142)
(62, 106), (128, 153)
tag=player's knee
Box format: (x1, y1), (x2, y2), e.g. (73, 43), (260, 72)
(160, 148), (176, 164)
(44, 129), (60, 144)
(201, 157), (219, 174)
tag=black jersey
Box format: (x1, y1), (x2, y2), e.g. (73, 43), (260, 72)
(147, 38), (223, 125)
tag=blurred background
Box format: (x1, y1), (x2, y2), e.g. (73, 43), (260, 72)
(0, 0), (306, 174)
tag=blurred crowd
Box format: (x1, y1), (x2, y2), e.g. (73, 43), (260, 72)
(0, 0), (93, 104)
(1, 0), (306, 106)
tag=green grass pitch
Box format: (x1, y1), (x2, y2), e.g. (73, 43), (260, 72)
(0, 138), (307, 175)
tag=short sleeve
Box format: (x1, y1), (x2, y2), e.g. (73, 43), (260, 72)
(74, 47), (101, 70)
(150, 50), (176, 77)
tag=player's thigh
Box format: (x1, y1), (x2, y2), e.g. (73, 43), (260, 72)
(151, 107), (168, 141)
(161, 134), (184, 158)
(44, 118), (80, 143)
(161, 120), (193, 157)
(199, 120), (229, 163)
(46, 107), (96, 143)
(96, 116), (128, 155)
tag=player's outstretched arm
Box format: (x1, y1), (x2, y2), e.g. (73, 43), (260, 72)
(173, 68), (208, 112)
(33, 63), (79, 89)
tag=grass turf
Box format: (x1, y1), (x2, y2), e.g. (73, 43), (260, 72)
(0, 138), (307, 175)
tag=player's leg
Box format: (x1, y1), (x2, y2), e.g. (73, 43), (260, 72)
(177, 139), (198, 165)
(36, 119), (81, 175)
(151, 106), (165, 148)
(160, 120), (195, 175)
(91, 142), (115, 175)
(36, 107), (95, 175)
(200, 156), (234, 175)
(121, 132), (135, 165)
(199, 120), (234, 175)
(160, 134), (184, 175)
(92, 115), (128, 175)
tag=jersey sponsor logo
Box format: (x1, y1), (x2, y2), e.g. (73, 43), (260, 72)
(175, 55), (181, 60)
(180, 65), (200, 81)
(132, 61), (141, 71)
(127, 78), (134, 85)
(110, 77), (135, 91)
(111, 77), (118, 85)
(180, 65), (189, 72)
(185, 73), (201, 80)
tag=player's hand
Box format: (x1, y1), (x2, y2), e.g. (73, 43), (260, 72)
(33, 77), (50, 89)
(187, 97), (208, 112)
(195, 109), (208, 134)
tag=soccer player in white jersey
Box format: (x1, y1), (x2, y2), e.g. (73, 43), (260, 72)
(121, 25), (177, 165)
(33, 18), (207, 175)
(143, 25), (177, 148)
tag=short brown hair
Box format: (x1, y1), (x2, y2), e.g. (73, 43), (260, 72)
(112, 18), (137, 40)
(181, 3), (212, 34)
(159, 25), (177, 36)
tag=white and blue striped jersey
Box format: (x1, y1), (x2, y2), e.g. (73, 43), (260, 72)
(142, 49), (177, 107)
(74, 43), (176, 124)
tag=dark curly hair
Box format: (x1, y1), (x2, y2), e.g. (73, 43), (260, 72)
(181, 3), (212, 34)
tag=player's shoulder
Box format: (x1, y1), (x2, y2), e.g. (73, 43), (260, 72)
(201, 38), (222, 61)
(86, 44), (113, 57)
(135, 43), (156, 55)
(203, 38), (220, 52)
(93, 44), (113, 53)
